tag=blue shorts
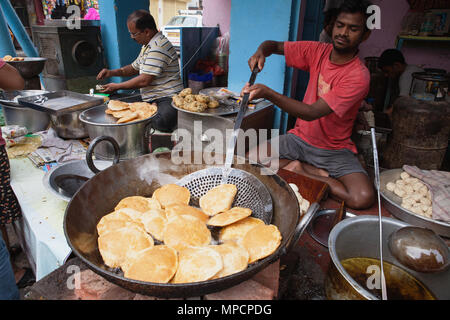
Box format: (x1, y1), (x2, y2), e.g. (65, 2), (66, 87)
(273, 133), (367, 178)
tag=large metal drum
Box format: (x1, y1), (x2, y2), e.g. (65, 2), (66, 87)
(382, 96), (450, 170)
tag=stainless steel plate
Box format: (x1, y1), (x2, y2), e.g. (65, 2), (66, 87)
(172, 101), (239, 117)
(380, 168), (450, 238)
(79, 104), (156, 126)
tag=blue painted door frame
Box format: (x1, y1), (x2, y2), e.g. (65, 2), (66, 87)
(228, 0), (324, 134)
(98, 0), (149, 84)
(0, 0), (39, 57)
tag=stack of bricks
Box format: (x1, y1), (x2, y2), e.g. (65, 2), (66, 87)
(68, 260), (280, 300)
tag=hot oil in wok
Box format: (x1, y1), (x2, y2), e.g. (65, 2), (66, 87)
(341, 257), (436, 300)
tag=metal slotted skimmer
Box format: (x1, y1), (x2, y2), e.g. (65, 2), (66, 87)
(177, 68), (273, 224)
(177, 167), (273, 224)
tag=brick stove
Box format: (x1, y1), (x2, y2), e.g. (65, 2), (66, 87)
(24, 257), (280, 300)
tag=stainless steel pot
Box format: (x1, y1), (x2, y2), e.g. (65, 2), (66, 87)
(79, 105), (154, 160)
(325, 216), (450, 300)
(50, 110), (88, 139)
(0, 90), (50, 133)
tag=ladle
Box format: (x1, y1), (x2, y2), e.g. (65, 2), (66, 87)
(388, 226), (450, 273)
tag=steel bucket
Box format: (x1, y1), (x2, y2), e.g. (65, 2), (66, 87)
(325, 216), (450, 300)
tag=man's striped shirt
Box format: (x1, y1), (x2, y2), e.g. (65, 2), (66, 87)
(132, 32), (183, 101)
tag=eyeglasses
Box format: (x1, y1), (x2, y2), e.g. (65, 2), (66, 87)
(129, 31), (143, 38)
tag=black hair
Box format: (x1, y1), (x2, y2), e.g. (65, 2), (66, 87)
(127, 10), (157, 31)
(378, 49), (406, 68)
(324, 8), (340, 27)
(336, 0), (373, 31)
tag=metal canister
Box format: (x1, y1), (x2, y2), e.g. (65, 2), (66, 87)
(382, 96), (450, 170)
(410, 72), (449, 102)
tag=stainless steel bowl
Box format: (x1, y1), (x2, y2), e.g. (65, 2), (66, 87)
(6, 57), (47, 78)
(43, 159), (113, 202)
(380, 169), (450, 238)
(50, 110), (88, 139)
(0, 90), (50, 133)
(325, 216), (450, 300)
(79, 105), (155, 160)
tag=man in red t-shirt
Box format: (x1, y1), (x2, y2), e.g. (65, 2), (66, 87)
(244, 0), (375, 209)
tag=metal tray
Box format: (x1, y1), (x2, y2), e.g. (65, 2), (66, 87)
(18, 90), (104, 116)
(380, 168), (450, 238)
(0, 90), (49, 108)
(79, 104), (157, 126)
(172, 101), (239, 117)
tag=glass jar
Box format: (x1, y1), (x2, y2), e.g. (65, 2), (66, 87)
(419, 12), (435, 36)
(410, 72), (450, 102)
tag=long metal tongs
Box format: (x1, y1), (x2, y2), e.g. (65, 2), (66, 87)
(224, 67), (260, 168)
(371, 128), (388, 300)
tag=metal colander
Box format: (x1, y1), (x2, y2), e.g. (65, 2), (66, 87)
(177, 167), (273, 224)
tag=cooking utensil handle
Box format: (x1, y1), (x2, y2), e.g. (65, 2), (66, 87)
(332, 202), (346, 227)
(225, 67), (260, 168)
(283, 202), (320, 255)
(86, 136), (120, 174)
(145, 121), (156, 139)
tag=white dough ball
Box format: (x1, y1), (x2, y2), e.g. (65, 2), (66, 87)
(401, 203), (413, 210)
(402, 197), (415, 206)
(300, 199), (310, 214)
(395, 180), (406, 187)
(420, 197), (432, 206)
(394, 186), (406, 198)
(405, 177), (419, 184)
(289, 183), (299, 193)
(420, 204), (430, 213)
(410, 193), (422, 203)
(404, 185), (414, 195)
(400, 172), (410, 180)
(412, 182), (425, 192)
(386, 182), (396, 192)
(411, 206), (423, 215)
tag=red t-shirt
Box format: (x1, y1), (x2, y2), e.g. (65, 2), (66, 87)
(284, 41), (370, 153)
(0, 58), (5, 146)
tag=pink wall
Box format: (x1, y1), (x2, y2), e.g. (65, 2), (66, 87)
(359, 0), (450, 71)
(202, 0), (230, 36)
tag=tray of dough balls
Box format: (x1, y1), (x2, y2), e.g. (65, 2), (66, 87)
(380, 168), (450, 238)
(171, 87), (240, 117)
